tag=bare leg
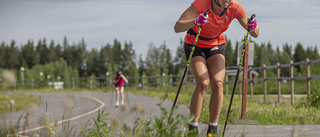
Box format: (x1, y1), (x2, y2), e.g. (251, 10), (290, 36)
(189, 56), (210, 122)
(207, 54), (225, 123)
(120, 86), (125, 105)
(115, 87), (120, 106)
(116, 87), (120, 101)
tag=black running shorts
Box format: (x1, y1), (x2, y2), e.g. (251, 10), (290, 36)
(184, 43), (225, 60)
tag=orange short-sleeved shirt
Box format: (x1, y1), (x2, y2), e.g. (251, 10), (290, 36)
(184, 0), (246, 48)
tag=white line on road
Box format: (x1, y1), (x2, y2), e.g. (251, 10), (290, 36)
(18, 94), (105, 135)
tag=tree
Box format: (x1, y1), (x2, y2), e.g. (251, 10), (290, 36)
(267, 42), (277, 65)
(62, 38), (86, 77)
(282, 43), (292, 58)
(138, 54), (146, 78)
(159, 41), (169, 76)
(145, 42), (160, 84)
(122, 41), (137, 79)
(173, 38), (187, 75)
(47, 40), (57, 63)
(293, 42), (306, 72)
(112, 39), (122, 71)
(313, 46), (319, 59)
(224, 38), (234, 67)
(0, 42), (7, 68)
(21, 40), (39, 69)
(86, 48), (100, 76)
(6, 40), (20, 69)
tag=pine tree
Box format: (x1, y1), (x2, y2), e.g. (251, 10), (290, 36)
(0, 42), (7, 68)
(145, 42), (160, 84)
(6, 40), (20, 69)
(224, 38), (234, 67)
(293, 42), (306, 72)
(21, 40), (39, 69)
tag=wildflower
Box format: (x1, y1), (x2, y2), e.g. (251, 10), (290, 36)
(45, 126), (56, 135)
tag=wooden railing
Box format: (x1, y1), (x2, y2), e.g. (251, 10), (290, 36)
(1, 58), (320, 105)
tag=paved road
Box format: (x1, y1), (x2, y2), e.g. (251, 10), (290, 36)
(0, 92), (319, 137)
(0, 92), (189, 136)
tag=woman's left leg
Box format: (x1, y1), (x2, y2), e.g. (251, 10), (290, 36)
(206, 54), (226, 123)
(120, 86), (125, 105)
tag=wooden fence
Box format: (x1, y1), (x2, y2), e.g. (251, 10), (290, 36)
(1, 58), (320, 105)
(225, 58), (320, 105)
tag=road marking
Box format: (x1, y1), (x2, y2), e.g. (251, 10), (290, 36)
(18, 94), (105, 134)
(301, 128), (312, 131)
(283, 127), (293, 130)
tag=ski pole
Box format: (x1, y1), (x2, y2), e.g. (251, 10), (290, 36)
(111, 87), (114, 107)
(125, 83), (129, 105)
(168, 9), (211, 122)
(222, 14), (256, 137)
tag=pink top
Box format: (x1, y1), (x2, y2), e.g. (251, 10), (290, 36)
(114, 76), (124, 87)
(184, 0), (246, 48)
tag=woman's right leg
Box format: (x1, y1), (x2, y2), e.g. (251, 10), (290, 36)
(189, 56), (210, 123)
(115, 87), (120, 106)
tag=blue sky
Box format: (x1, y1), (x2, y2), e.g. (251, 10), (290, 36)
(1, 0), (319, 58)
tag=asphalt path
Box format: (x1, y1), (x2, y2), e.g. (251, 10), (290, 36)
(0, 92), (319, 137)
(0, 92), (189, 136)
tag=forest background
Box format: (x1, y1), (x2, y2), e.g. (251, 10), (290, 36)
(0, 36), (319, 84)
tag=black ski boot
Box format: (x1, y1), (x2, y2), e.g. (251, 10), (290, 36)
(187, 124), (198, 137)
(207, 125), (219, 137)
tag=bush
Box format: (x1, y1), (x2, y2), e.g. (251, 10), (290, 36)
(309, 85), (320, 108)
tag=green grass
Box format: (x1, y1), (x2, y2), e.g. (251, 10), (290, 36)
(0, 94), (41, 113)
(129, 84), (320, 125)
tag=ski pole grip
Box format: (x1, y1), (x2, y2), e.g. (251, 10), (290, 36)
(249, 14), (256, 22)
(203, 9), (211, 16)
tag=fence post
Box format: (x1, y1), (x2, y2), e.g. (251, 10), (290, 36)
(263, 64), (267, 103)
(225, 75), (228, 95)
(14, 80), (16, 91)
(290, 60), (294, 105)
(170, 74), (173, 88)
(277, 63), (281, 103)
(90, 76), (93, 90)
(142, 75), (145, 89)
(239, 75), (242, 98)
(52, 78), (55, 89)
(249, 67), (253, 100)
(157, 76), (160, 91)
(72, 78), (75, 89)
(306, 58), (311, 102)
(32, 79), (34, 91)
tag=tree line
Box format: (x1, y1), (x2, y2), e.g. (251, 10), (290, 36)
(0, 36), (319, 83)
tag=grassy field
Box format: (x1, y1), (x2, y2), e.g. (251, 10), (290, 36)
(0, 94), (41, 114)
(129, 84), (320, 125)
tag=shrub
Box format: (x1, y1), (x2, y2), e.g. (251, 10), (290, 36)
(309, 85), (320, 108)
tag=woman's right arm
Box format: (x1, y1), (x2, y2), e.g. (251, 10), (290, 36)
(174, 5), (198, 33)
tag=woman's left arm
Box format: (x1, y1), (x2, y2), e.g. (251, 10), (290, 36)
(238, 14), (259, 38)
(121, 75), (128, 84)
